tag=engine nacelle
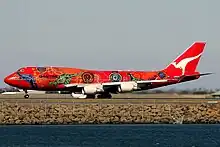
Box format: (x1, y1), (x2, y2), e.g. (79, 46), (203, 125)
(82, 84), (104, 94)
(118, 82), (137, 93)
(71, 93), (87, 99)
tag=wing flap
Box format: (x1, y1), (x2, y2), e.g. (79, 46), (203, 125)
(65, 83), (89, 88)
(136, 79), (169, 84)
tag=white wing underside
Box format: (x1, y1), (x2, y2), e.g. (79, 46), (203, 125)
(64, 79), (170, 88)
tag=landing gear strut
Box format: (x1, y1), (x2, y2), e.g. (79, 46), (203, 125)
(24, 90), (29, 98)
(86, 94), (96, 99)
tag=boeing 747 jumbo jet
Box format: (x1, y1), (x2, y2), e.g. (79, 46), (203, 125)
(4, 42), (212, 99)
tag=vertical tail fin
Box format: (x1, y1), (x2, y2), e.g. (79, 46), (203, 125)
(163, 41), (206, 77)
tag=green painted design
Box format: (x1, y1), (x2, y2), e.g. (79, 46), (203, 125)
(49, 73), (81, 86)
(128, 73), (142, 81)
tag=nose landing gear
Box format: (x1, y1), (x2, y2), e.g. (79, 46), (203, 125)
(24, 94), (29, 98)
(23, 90), (29, 98)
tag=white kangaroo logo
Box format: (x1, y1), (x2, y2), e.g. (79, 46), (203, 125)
(171, 53), (202, 75)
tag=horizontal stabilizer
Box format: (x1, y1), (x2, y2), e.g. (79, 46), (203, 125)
(183, 72), (213, 77)
(174, 72), (213, 82)
(196, 72), (214, 76)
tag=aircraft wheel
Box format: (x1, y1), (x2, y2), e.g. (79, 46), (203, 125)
(24, 94), (29, 99)
(97, 94), (102, 98)
(107, 94), (112, 99)
(86, 94), (96, 99)
(97, 93), (112, 99)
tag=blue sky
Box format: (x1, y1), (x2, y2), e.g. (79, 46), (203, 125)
(0, 0), (219, 90)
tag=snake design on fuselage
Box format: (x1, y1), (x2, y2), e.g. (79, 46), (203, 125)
(17, 72), (38, 88)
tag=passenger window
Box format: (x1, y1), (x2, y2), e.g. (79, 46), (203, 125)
(17, 68), (24, 72)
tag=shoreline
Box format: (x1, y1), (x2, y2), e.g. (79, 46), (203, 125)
(0, 102), (219, 125)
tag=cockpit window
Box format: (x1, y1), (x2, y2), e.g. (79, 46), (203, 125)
(17, 68), (24, 72)
(37, 67), (46, 73)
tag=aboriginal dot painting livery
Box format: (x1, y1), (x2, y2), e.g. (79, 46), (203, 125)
(4, 42), (212, 98)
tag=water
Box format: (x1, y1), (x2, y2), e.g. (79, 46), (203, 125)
(0, 124), (220, 147)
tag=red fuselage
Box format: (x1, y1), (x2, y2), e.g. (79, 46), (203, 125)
(4, 66), (198, 92)
(4, 42), (209, 94)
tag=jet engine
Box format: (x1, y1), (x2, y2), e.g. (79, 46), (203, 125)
(71, 93), (87, 98)
(117, 82), (138, 92)
(82, 84), (103, 94)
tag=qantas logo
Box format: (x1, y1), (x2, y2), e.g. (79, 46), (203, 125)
(170, 53), (202, 75)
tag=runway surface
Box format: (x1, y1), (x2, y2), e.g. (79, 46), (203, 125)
(0, 93), (218, 105)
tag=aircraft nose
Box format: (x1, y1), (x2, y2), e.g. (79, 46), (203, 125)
(4, 75), (11, 84)
(4, 73), (16, 85)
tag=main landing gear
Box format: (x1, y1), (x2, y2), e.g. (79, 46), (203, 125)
(24, 90), (29, 99)
(97, 93), (112, 99)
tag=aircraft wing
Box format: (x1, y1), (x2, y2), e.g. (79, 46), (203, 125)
(64, 79), (176, 89)
(101, 79), (172, 86)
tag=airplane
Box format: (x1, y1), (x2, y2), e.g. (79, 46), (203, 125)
(4, 41), (212, 99)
